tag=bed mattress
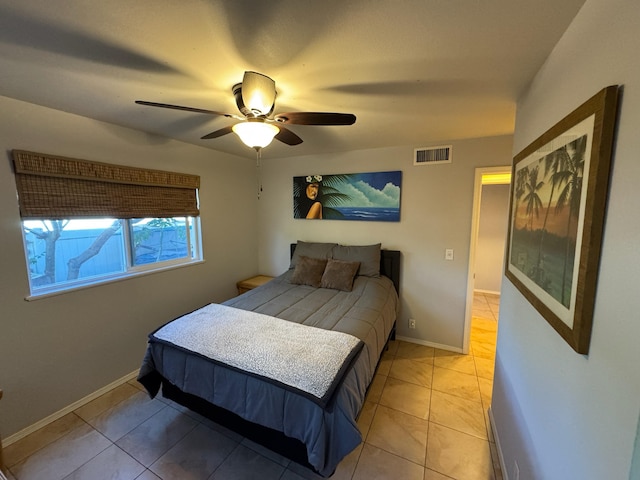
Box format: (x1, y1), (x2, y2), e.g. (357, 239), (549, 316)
(138, 269), (398, 477)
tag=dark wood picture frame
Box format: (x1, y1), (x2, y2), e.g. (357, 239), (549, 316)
(505, 86), (619, 354)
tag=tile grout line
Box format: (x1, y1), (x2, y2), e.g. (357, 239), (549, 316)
(5, 411), (94, 471)
(365, 334), (496, 479)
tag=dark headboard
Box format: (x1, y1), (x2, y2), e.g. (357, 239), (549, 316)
(289, 243), (400, 294)
(380, 250), (401, 294)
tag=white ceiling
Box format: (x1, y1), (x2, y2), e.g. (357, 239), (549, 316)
(0, 0), (586, 160)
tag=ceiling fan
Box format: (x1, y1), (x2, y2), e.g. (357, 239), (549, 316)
(135, 71), (356, 151)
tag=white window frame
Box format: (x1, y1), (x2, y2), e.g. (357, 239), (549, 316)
(22, 216), (203, 300)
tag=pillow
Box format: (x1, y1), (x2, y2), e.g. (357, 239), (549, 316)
(331, 243), (381, 277)
(290, 240), (337, 269)
(290, 256), (328, 287)
(320, 259), (360, 292)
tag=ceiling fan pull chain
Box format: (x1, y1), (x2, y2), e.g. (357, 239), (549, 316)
(256, 148), (263, 199)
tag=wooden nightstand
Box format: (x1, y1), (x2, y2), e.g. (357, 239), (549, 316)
(236, 275), (274, 295)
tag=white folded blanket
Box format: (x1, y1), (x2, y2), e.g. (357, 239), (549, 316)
(152, 303), (363, 402)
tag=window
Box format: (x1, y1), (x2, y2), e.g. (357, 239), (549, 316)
(12, 150), (202, 297)
(22, 217), (201, 295)
(129, 217), (196, 266)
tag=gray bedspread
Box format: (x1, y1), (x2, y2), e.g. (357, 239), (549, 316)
(138, 270), (398, 477)
(150, 303), (364, 406)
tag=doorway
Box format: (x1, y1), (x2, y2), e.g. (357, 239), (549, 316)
(463, 166), (511, 354)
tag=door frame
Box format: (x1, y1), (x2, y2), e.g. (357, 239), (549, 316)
(462, 166), (511, 354)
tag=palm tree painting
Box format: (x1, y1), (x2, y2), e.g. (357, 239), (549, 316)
(504, 86), (618, 354)
(509, 135), (587, 308)
(293, 171), (401, 221)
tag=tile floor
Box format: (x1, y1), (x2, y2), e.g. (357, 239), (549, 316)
(2, 292), (501, 480)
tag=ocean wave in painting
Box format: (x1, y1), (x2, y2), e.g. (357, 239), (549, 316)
(334, 207), (399, 221)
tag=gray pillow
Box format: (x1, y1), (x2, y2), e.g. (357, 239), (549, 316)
(331, 243), (381, 277)
(290, 256), (328, 287)
(320, 259), (360, 291)
(290, 241), (337, 269)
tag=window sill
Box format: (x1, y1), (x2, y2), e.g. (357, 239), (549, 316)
(24, 259), (205, 301)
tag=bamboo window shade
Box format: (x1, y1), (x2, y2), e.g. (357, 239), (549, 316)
(12, 150), (200, 219)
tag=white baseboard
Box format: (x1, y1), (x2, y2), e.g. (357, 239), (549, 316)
(395, 336), (464, 354)
(3, 369), (140, 447)
(488, 407), (509, 480)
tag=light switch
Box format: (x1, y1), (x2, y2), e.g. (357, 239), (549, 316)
(445, 248), (454, 260)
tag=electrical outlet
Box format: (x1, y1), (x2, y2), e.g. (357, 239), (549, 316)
(445, 248), (454, 260)
(409, 318), (416, 329)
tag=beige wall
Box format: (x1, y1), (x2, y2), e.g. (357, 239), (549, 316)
(0, 95), (259, 438)
(475, 183), (510, 294)
(492, 0), (640, 478)
(256, 136), (513, 349)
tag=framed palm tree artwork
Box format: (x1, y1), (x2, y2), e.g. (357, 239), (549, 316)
(505, 86), (619, 354)
(293, 171), (401, 221)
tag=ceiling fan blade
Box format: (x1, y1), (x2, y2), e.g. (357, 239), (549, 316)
(135, 100), (236, 118)
(275, 126), (303, 146)
(241, 71), (276, 116)
(200, 125), (234, 140)
(273, 112), (356, 126)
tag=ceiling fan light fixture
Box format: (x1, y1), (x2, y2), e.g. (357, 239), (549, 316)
(241, 71), (276, 116)
(136, 70), (355, 150)
(232, 121), (280, 149)
(245, 91), (273, 116)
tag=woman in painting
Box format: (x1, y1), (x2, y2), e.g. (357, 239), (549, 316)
(295, 175), (323, 219)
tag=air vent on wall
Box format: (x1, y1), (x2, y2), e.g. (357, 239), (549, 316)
(414, 145), (452, 165)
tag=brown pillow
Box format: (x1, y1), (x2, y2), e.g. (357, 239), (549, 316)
(320, 259), (360, 292)
(290, 256), (328, 287)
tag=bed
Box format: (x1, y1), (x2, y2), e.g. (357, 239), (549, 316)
(138, 242), (400, 477)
